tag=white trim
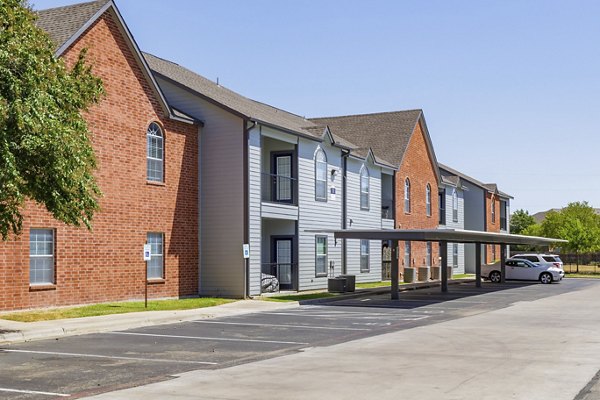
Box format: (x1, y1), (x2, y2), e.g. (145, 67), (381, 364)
(0, 387), (70, 397)
(108, 331), (308, 345)
(191, 320), (370, 331)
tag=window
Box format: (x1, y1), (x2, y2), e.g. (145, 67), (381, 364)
(453, 243), (458, 268)
(315, 236), (328, 277)
(491, 245), (496, 261)
(30, 229), (54, 285)
(452, 189), (458, 222)
(315, 149), (328, 201)
(426, 184), (431, 216)
(500, 200), (507, 230)
(439, 190), (446, 225)
(404, 178), (411, 213)
(491, 196), (496, 223)
(426, 242), (432, 267)
(147, 122), (164, 182)
(360, 166), (370, 210)
(360, 240), (370, 272)
(147, 232), (164, 279)
(404, 241), (411, 267)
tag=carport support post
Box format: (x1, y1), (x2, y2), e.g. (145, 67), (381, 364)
(440, 241), (448, 292)
(500, 244), (507, 283)
(391, 240), (399, 300)
(475, 242), (482, 288)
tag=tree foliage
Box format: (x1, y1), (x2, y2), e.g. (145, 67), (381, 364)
(0, 0), (104, 239)
(510, 209), (536, 235)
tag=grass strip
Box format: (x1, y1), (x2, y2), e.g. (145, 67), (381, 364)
(260, 293), (337, 302)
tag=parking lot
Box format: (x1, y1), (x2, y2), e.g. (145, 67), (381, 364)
(0, 279), (596, 399)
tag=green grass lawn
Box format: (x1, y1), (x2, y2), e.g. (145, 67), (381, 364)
(451, 274), (475, 279)
(1, 298), (235, 322)
(356, 281), (393, 288)
(260, 293), (337, 302)
(565, 273), (600, 279)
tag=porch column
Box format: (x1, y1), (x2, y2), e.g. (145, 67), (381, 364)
(500, 244), (507, 283)
(391, 240), (399, 300)
(475, 242), (482, 288)
(440, 241), (448, 293)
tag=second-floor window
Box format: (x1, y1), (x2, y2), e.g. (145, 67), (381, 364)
(426, 183), (431, 216)
(147, 122), (164, 182)
(452, 189), (458, 222)
(360, 166), (370, 210)
(491, 196), (496, 223)
(315, 149), (327, 201)
(500, 200), (508, 230)
(404, 178), (411, 213)
(439, 190), (446, 225)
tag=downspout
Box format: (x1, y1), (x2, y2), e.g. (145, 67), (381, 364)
(341, 149), (349, 275)
(243, 119), (257, 298)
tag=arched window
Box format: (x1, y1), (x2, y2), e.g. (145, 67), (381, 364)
(360, 166), (369, 210)
(147, 122), (164, 182)
(404, 178), (411, 213)
(491, 196), (496, 223)
(426, 183), (432, 216)
(315, 148), (327, 201)
(452, 189), (458, 222)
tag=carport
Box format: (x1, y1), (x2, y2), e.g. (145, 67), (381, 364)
(331, 228), (566, 300)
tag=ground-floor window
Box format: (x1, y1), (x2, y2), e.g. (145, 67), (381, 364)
(492, 244), (497, 261)
(30, 229), (55, 285)
(147, 232), (164, 279)
(315, 236), (328, 277)
(404, 241), (411, 268)
(426, 242), (432, 267)
(360, 239), (370, 272)
(453, 243), (458, 268)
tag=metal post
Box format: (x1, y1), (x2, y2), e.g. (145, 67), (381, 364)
(145, 242), (148, 308)
(391, 240), (399, 300)
(440, 241), (448, 292)
(500, 244), (507, 283)
(475, 242), (482, 288)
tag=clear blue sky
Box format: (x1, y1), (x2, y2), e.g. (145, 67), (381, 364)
(32, 0), (600, 215)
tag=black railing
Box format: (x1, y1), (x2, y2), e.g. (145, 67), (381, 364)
(261, 263), (297, 293)
(261, 173), (297, 205)
(381, 200), (394, 219)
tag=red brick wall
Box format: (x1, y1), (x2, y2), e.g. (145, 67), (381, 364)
(485, 193), (500, 263)
(0, 12), (199, 311)
(395, 121), (439, 272)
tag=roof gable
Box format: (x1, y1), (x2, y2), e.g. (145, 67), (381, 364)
(439, 163), (513, 199)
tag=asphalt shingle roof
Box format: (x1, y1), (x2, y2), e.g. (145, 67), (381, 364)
(35, 0), (109, 48)
(309, 110), (423, 168)
(439, 163), (513, 198)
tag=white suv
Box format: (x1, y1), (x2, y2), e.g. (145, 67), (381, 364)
(512, 253), (564, 270)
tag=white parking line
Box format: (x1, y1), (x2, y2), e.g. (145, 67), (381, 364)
(0, 387), (70, 397)
(191, 320), (371, 331)
(1, 349), (216, 365)
(108, 331), (309, 345)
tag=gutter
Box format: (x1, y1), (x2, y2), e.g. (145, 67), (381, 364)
(341, 149), (350, 275)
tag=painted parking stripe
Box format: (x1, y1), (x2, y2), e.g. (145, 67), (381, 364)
(108, 331), (309, 345)
(191, 320), (371, 331)
(0, 387), (70, 397)
(1, 349), (216, 365)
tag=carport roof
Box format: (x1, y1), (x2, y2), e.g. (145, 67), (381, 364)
(324, 228), (566, 246)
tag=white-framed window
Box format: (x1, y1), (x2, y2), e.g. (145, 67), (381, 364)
(315, 236), (328, 277)
(147, 122), (164, 182)
(360, 166), (370, 210)
(360, 240), (370, 272)
(453, 243), (458, 268)
(426, 241), (432, 267)
(315, 148), (328, 201)
(404, 178), (411, 213)
(404, 241), (411, 267)
(147, 232), (164, 279)
(452, 189), (458, 222)
(30, 229), (55, 285)
(426, 183), (431, 216)
(491, 196), (496, 223)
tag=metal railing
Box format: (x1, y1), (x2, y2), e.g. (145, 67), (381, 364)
(261, 263), (297, 293)
(381, 200), (394, 219)
(261, 173), (297, 205)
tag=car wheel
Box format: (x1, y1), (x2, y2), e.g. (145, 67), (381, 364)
(489, 271), (501, 283)
(539, 272), (553, 284)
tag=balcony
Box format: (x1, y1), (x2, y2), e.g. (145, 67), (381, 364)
(381, 200), (395, 220)
(261, 173), (297, 205)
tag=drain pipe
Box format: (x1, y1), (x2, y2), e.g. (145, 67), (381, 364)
(243, 119), (257, 298)
(341, 149), (349, 275)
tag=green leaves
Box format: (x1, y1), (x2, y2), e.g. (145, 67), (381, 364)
(0, 0), (104, 239)
(540, 202), (600, 254)
(510, 209), (536, 235)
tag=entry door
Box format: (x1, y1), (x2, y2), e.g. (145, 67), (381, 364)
(273, 238), (294, 290)
(273, 153), (292, 203)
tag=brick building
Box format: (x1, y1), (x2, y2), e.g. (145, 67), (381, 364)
(0, 0), (200, 311)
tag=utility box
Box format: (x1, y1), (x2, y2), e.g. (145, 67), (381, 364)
(328, 277), (346, 293)
(403, 267), (415, 283)
(430, 266), (440, 280)
(339, 274), (356, 292)
(418, 267), (430, 282)
(447, 267), (454, 280)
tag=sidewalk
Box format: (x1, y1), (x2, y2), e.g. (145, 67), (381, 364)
(0, 278), (473, 346)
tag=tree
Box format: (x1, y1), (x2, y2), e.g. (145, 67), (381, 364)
(540, 202), (600, 272)
(510, 209), (536, 235)
(0, 0), (104, 240)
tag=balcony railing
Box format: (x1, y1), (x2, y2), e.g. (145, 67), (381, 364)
(261, 173), (297, 205)
(381, 200), (394, 219)
(261, 262), (297, 293)
(500, 216), (507, 231)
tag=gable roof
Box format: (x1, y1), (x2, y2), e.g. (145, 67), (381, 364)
(438, 163), (513, 199)
(310, 110), (439, 178)
(35, 0), (196, 125)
